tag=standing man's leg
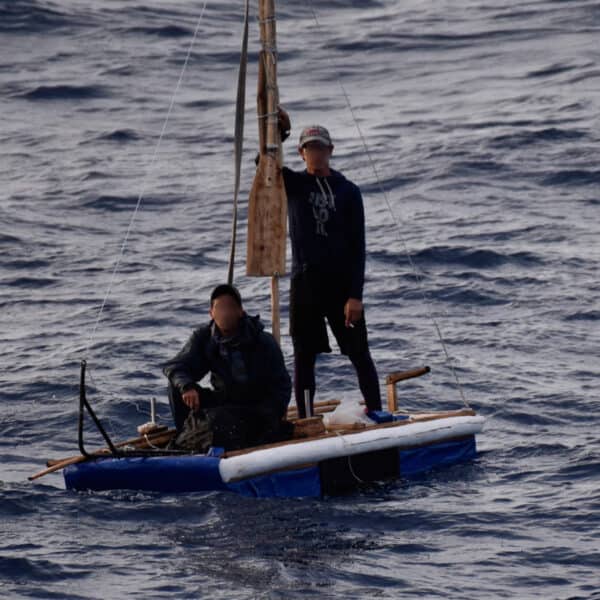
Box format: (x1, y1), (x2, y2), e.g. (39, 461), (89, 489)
(348, 349), (382, 412)
(327, 301), (382, 412)
(289, 271), (331, 418)
(293, 350), (317, 418)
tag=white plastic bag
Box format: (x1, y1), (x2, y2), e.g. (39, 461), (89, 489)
(322, 401), (372, 427)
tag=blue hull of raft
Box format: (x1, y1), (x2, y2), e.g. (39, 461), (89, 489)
(64, 436), (477, 498)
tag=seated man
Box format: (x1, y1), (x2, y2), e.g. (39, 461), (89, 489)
(163, 284), (292, 451)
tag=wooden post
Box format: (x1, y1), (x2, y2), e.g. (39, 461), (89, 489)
(385, 366), (431, 412)
(387, 381), (399, 413)
(271, 273), (280, 344)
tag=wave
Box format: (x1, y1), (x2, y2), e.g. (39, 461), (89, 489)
(123, 24), (191, 37)
(0, 0), (79, 34)
(19, 84), (107, 101)
(429, 285), (508, 306)
(326, 27), (549, 54)
(564, 310), (600, 322)
(95, 129), (141, 143)
(2, 276), (57, 288)
(0, 232), (23, 245)
(541, 169), (600, 186)
(0, 555), (90, 583)
(487, 127), (586, 150)
(409, 246), (543, 269)
(82, 194), (165, 211)
(526, 62), (580, 79)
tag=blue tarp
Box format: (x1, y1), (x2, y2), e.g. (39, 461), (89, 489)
(227, 465), (321, 498)
(64, 455), (321, 497)
(64, 436), (478, 496)
(399, 436), (477, 476)
(64, 455), (228, 493)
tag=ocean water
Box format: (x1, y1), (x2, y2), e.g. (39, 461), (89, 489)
(1, 0), (599, 598)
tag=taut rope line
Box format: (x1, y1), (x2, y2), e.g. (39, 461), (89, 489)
(84, 1), (210, 356)
(227, 0), (250, 285)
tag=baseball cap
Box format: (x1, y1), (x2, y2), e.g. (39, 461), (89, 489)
(298, 125), (332, 148)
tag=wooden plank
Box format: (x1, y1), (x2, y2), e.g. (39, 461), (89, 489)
(286, 399), (340, 419)
(385, 366), (430, 385)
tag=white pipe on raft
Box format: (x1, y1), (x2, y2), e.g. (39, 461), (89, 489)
(218, 415), (485, 483)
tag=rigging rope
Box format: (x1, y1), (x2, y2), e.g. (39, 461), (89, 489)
(227, 0), (251, 285)
(306, 1), (469, 408)
(84, 1), (210, 357)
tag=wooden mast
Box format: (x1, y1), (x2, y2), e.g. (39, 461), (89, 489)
(247, 0), (287, 344)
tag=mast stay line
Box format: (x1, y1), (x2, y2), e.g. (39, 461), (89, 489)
(227, 0), (250, 285)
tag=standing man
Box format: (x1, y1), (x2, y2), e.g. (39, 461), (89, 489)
(277, 109), (382, 417)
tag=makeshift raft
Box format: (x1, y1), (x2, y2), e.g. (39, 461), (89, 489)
(63, 408), (483, 497)
(48, 364), (484, 498)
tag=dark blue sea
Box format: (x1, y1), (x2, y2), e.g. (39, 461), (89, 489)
(1, 0), (599, 598)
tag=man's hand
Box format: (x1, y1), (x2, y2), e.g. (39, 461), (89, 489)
(278, 106), (291, 141)
(344, 298), (363, 327)
(182, 388), (200, 411)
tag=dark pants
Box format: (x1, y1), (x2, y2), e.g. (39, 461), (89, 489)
(168, 382), (290, 451)
(290, 270), (382, 418)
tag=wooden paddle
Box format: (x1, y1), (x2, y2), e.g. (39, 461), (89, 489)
(246, 0), (287, 345)
(246, 0), (287, 279)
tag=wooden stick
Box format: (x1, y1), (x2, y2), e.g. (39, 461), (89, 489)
(271, 273), (280, 344)
(29, 428), (176, 481)
(286, 399), (340, 418)
(286, 405), (338, 420)
(386, 366), (430, 411)
(385, 366), (431, 385)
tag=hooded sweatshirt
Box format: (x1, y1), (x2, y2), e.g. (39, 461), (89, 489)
(283, 167), (366, 300)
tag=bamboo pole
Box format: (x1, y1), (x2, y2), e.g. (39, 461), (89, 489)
(271, 273), (280, 344)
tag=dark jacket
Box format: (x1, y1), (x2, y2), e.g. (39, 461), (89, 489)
(163, 314), (291, 422)
(283, 166), (366, 300)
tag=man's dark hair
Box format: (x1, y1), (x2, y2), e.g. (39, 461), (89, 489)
(210, 284), (242, 307)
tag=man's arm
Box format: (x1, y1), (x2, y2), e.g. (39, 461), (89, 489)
(278, 106), (291, 142)
(163, 330), (210, 393)
(349, 184), (366, 302)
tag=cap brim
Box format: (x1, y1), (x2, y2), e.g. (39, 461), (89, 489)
(299, 136), (332, 147)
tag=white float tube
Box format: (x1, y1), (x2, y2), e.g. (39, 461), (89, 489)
(219, 415), (485, 483)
